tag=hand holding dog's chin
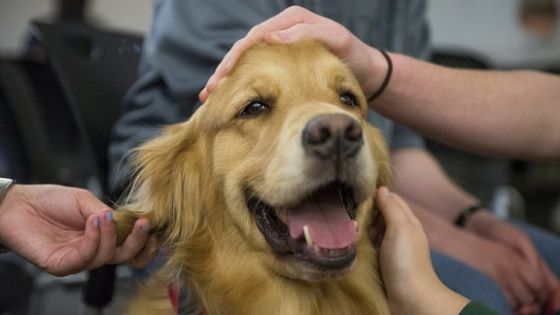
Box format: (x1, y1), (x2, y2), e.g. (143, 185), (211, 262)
(0, 184), (156, 276)
(376, 188), (469, 315)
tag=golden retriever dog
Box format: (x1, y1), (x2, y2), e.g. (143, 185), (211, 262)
(115, 41), (392, 315)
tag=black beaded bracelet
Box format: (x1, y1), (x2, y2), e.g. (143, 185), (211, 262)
(454, 204), (486, 227)
(367, 49), (393, 103)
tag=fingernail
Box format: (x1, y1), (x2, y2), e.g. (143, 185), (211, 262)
(93, 216), (100, 227)
(141, 223), (150, 234)
(105, 211), (113, 222)
(199, 89), (207, 102)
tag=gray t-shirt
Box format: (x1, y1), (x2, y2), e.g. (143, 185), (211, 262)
(108, 0), (430, 193)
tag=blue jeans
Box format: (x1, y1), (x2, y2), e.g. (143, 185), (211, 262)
(432, 221), (560, 315)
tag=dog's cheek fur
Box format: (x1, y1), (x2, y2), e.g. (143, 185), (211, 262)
(115, 117), (215, 275)
(364, 123), (393, 248)
(211, 126), (279, 251)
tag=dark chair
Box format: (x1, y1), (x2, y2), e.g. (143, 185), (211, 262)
(3, 21), (143, 312)
(0, 59), (91, 186)
(30, 21), (143, 311)
(29, 21), (143, 195)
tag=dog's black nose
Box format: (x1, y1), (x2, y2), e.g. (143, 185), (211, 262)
(302, 113), (363, 160)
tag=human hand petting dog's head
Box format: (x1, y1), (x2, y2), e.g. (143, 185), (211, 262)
(199, 5), (389, 105)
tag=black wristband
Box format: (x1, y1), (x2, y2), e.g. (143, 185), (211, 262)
(367, 49), (393, 103)
(454, 204), (486, 227)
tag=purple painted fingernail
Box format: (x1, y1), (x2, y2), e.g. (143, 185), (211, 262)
(105, 211), (113, 221)
(93, 216), (100, 227)
(142, 223), (150, 234)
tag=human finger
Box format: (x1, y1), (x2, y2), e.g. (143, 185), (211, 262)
(75, 214), (102, 264)
(49, 214), (101, 276)
(376, 187), (422, 230)
(519, 259), (548, 304)
(376, 186), (405, 226)
(110, 218), (151, 264)
(265, 22), (353, 55)
(74, 189), (112, 218)
(509, 232), (542, 269)
(218, 6), (326, 75)
(511, 244), (548, 303)
(508, 274), (540, 308)
(127, 235), (160, 269)
(502, 255), (543, 311)
(200, 6), (327, 102)
(515, 302), (541, 315)
(541, 262), (560, 311)
(547, 288), (560, 312)
(87, 209), (117, 269)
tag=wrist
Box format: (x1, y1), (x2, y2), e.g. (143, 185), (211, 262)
(462, 208), (493, 233)
(390, 279), (469, 315)
(454, 204), (487, 228)
(365, 47), (391, 101)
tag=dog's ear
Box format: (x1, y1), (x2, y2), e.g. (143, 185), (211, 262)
(114, 209), (139, 245)
(114, 112), (211, 247)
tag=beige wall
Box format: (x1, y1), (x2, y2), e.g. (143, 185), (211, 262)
(0, 0), (151, 55)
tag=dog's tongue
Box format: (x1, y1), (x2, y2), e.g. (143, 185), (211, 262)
(287, 186), (356, 249)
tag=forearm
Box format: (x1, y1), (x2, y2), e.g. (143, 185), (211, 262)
(391, 148), (478, 222)
(371, 51), (560, 161)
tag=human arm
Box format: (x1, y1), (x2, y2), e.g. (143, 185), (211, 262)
(376, 186), (471, 315)
(392, 149), (560, 313)
(0, 184), (156, 276)
(202, 5), (560, 161)
(376, 56), (560, 161)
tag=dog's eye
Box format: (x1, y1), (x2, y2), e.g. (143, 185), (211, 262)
(340, 93), (358, 108)
(239, 101), (270, 118)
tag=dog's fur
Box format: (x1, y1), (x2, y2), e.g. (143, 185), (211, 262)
(115, 41), (392, 315)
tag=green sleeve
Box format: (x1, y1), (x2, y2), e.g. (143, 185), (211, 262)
(459, 301), (501, 315)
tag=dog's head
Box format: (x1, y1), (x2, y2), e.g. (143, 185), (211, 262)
(118, 41), (391, 281)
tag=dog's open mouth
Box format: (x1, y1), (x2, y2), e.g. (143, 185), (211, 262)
(247, 181), (358, 270)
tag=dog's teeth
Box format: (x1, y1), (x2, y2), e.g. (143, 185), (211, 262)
(313, 244), (321, 253)
(303, 225), (314, 246)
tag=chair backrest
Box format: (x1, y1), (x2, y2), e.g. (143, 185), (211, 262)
(0, 59), (93, 186)
(29, 21), (143, 194)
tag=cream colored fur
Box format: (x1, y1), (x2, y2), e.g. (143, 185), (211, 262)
(115, 41), (392, 315)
